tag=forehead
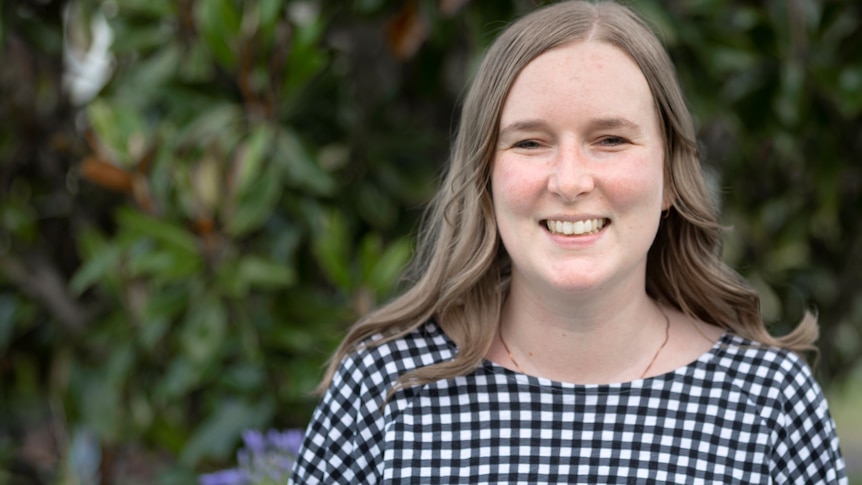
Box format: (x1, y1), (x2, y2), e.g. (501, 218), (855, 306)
(500, 41), (657, 125)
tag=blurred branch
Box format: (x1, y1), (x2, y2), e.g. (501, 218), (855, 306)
(0, 251), (89, 331)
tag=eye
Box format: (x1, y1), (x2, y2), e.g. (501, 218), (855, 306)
(513, 139), (542, 149)
(599, 136), (628, 146)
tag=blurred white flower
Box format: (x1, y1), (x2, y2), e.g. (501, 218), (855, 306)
(63, 2), (114, 106)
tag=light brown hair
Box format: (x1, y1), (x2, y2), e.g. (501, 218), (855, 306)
(317, 0), (817, 393)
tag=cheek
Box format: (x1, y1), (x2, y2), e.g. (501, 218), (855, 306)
(612, 172), (662, 206)
(491, 158), (543, 214)
(607, 153), (665, 207)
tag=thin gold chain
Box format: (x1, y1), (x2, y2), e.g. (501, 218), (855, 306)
(498, 327), (527, 374)
(498, 306), (671, 380)
(639, 306), (671, 379)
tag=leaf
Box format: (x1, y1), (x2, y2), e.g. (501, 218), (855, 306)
(272, 324), (317, 354)
(116, 207), (199, 254)
(265, 217), (303, 266)
(142, 285), (189, 320)
(836, 65), (862, 118)
(216, 254), (295, 297)
(178, 38), (214, 82)
(311, 209), (352, 290)
(194, 0), (243, 69)
(358, 183), (397, 229)
(69, 228), (122, 296)
(281, 13), (327, 104)
(177, 103), (243, 148)
(0, 199), (38, 242)
(630, 0), (679, 46)
(258, 0), (284, 36)
(157, 358), (204, 401)
(80, 157), (133, 193)
(115, 0), (175, 17)
(69, 241), (121, 295)
(116, 43), (181, 103)
(386, 1), (427, 60)
(236, 255), (295, 289)
(274, 128), (335, 195)
(221, 363), (267, 392)
(359, 233), (383, 282)
(231, 123), (273, 196)
(191, 151), (223, 214)
(78, 345), (134, 442)
(126, 246), (202, 280)
(179, 295), (227, 365)
(367, 237), (411, 294)
(179, 398), (275, 465)
(87, 100), (149, 168)
(355, 0), (384, 13)
(224, 165), (282, 237)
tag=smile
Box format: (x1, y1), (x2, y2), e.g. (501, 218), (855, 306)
(544, 218), (607, 236)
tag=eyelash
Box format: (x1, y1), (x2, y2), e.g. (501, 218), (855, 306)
(513, 139), (542, 149)
(512, 136), (628, 149)
(599, 136), (628, 146)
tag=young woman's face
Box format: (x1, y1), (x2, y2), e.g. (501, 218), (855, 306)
(492, 41), (668, 299)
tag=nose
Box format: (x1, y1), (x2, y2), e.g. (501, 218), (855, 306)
(547, 145), (594, 201)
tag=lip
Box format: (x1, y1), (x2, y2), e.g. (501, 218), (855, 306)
(541, 214), (609, 223)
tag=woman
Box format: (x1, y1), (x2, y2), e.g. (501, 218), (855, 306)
(290, 1), (847, 483)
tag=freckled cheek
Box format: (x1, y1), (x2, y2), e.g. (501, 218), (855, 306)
(491, 160), (545, 215)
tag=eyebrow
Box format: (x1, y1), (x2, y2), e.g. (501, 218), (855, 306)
(498, 117), (642, 137)
(590, 117), (640, 130)
(497, 120), (548, 138)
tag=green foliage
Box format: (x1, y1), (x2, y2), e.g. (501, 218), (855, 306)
(1, 0), (860, 482)
(638, 0), (862, 379)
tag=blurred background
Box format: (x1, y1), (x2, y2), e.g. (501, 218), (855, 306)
(1, 0), (860, 483)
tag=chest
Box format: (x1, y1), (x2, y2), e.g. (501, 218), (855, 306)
(378, 377), (774, 484)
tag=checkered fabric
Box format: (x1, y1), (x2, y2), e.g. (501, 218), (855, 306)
(290, 321), (847, 484)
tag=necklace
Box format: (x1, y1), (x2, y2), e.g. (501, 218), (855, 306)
(498, 306), (671, 380)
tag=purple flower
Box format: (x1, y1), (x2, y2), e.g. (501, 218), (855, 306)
(241, 430), (268, 455)
(264, 429), (304, 456)
(199, 468), (249, 485)
(199, 428), (304, 485)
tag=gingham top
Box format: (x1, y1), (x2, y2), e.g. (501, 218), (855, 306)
(290, 321), (847, 484)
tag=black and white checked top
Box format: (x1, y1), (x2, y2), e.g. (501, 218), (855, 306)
(290, 320), (847, 484)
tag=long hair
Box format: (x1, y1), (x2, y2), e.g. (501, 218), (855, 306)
(316, 0), (817, 393)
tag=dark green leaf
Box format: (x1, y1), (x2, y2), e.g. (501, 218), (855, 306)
(274, 128), (335, 195)
(116, 207), (199, 254)
(311, 209), (352, 290)
(180, 398), (275, 464)
(194, 0), (243, 69)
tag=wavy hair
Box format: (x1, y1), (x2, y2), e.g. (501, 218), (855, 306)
(317, 0), (817, 393)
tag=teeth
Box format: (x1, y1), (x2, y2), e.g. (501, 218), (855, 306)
(546, 218), (605, 236)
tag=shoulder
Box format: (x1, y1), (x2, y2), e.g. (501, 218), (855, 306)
(706, 333), (832, 430)
(290, 320), (456, 483)
(708, 334), (848, 482)
(709, 333), (814, 387)
(708, 333), (818, 399)
(333, 320), (456, 398)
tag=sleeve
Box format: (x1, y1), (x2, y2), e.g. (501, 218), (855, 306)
(288, 350), (387, 484)
(770, 354), (848, 484)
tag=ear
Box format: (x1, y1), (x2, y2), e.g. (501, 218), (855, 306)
(661, 181), (676, 212)
(662, 195), (675, 211)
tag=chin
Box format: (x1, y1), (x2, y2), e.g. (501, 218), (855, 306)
(545, 277), (607, 295)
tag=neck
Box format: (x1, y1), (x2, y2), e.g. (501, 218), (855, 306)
(497, 278), (669, 384)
